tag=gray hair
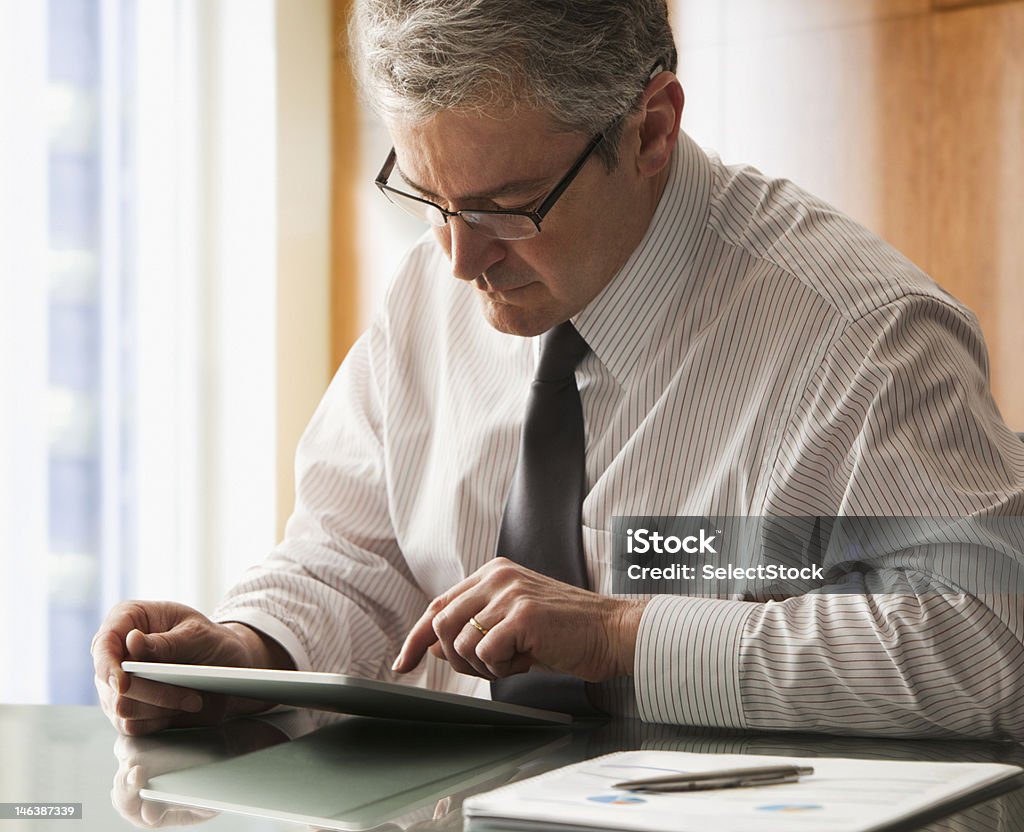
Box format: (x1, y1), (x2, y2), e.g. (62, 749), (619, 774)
(348, 0), (678, 170)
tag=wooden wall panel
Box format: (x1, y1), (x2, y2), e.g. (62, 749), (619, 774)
(930, 2), (1024, 424)
(331, 0), (361, 373)
(671, 0), (1024, 428)
(724, 0), (928, 38)
(720, 17), (932, 269)
(932, 0), (1020, 10)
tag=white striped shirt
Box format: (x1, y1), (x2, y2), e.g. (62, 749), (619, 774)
(215, 131), (1024, 738)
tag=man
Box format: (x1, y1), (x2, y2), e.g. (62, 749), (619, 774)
(93, 0), (1024, 738)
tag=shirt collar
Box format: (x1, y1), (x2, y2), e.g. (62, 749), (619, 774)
(572, 130), (713, 386)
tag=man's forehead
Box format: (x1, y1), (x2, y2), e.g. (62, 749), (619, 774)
(392, 159), (555, 203)
(387, 109), (583, 202)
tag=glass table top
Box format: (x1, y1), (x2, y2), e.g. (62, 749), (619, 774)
(1, 705), (1022, 831)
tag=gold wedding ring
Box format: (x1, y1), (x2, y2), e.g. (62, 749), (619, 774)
(469, 616), (489, 636)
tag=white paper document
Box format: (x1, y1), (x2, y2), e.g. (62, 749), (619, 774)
(462, 750), (1022, 832)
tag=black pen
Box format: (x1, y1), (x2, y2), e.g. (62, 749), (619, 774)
(614, 764), (814, 793)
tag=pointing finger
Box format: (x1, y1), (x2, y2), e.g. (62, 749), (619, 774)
(392, 606), (440, 673)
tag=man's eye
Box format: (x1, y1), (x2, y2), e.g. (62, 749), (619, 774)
(492, 196), (539, 212)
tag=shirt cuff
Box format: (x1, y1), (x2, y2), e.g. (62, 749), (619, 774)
(213, 608), (311, 672)
(634, 595), (756, 728)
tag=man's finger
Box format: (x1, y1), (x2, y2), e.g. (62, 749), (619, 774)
(426, 609), (492, 679)
(125, 624), (201, 664)
(392, 609), (439, 672)
(113, 689), (201, 721)
(393, 569), (500, 673)
(432, 632), (482, 678)
(92, 629), (130, 694)
(93, 603), (155, 686)
(451, 622), (496, 680)
(439, 595), (501, 678)
(476, 622), (534, 678)
(109, 672), (204, 714)
(394, 587), (491, 674)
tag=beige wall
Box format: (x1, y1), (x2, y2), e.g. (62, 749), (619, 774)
(671, 0), (1024, 429)
(277, 0), (333, 538)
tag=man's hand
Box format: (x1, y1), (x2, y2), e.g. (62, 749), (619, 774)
(391, 558), (647, 682)
(92, 600), (294, 735)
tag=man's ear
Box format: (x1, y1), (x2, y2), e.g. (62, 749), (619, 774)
(633, 72), (684, 178)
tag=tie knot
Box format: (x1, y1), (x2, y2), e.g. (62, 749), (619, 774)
(535, 321), (590, 382)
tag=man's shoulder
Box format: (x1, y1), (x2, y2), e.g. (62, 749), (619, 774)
(702, 154), (971, 328)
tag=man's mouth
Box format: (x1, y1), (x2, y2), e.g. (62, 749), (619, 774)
(475, 274), (533, 295)
(485, 283), (530, 294)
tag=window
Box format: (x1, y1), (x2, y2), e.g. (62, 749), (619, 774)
(1, 0), (284, 705)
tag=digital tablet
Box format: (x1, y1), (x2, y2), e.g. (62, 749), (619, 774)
(122, 661), (572, 726)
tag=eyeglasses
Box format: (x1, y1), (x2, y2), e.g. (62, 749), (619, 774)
(374, 132), (606, 241)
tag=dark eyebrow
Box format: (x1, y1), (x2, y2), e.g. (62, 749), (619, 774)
(394, 161), (552, 202)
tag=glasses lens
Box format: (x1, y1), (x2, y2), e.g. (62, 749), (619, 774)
(461, 212), (539, 241)
(380, 188), (447, 227)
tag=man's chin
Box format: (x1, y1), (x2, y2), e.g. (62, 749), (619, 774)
(478, 294), (562, 337)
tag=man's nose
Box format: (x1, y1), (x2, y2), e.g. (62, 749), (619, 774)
(447, 218), (505, 282)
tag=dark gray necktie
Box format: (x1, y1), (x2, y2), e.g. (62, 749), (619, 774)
(491, 321), (600, 715)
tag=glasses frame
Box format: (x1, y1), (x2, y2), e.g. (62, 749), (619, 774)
(374, 131), (607, 240)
